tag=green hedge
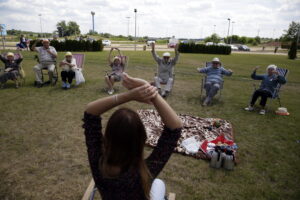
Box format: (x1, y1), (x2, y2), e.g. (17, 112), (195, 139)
(178, 43), (231, 55)
(29, 39), (103, 52)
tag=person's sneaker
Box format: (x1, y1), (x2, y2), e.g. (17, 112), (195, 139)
(202, 97), (210, 106)
(259, 109), (266, 115)
(244, 106), (254, 111)
(36, 82), (43, 88)
(62, 82), (67, 89)
(66, 83), (71, 89)
(108, 89), (114, 95)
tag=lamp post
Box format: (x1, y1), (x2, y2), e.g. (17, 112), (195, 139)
(227, 18), (231, 44)
(134, 9), (137, 51)
(91, 11), (95, 33)
(126, 17), (130, 37)
(38, 14), (43, 38)
(230, 21), (235, 44)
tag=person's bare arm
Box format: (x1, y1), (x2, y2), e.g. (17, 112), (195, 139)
(31, 40), (39, 52)
(108, 48), (114, 65)
(122, 73), (182, 130)
(85, 84), (157, 116)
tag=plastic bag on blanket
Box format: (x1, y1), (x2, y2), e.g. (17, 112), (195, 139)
(75, 68), (85, 85)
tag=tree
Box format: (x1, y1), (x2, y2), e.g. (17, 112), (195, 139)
(56, 20), (81, 36)
(281, 21), (300, 42)
(204, 33), (220, 43)
(254, 36), (261, 44)
(288, 40), (297, 59)
(68, 21), (80, 35)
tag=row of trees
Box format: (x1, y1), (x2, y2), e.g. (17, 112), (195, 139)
(204, 33), (261, 45)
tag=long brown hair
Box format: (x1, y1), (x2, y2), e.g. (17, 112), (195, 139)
(101, 108), (151, 198)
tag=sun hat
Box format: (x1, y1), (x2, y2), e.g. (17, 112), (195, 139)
(65, 52), (72, 56)
(113, 56), (121, 62)
(6, 52), (14, 57)
(267, 64), (277, 71)
(212, 57), (221, 63)
(163, 52), (171, 57)
(275, 107), (290, 116)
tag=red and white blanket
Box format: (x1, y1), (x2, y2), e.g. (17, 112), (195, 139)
(138, 109), (235, 160)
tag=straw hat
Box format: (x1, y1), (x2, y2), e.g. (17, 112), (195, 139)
(6, 52), (14, 57)
(65, 52), (72, 56)
(275, 107), (290, 116)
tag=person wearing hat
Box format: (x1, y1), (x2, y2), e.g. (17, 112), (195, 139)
(197, 57), (233, 106)
(245, 65), (286, 115)
(151, 42), (179, 97)
(105, 47), (127, 95)
(32, 39), (57, 87)
(0, 52), (23, 88)
(59, 52), (77, 89)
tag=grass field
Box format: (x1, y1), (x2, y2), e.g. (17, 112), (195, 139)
(0, 50), (299, 200)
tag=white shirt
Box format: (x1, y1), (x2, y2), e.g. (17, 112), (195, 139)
(61, 58), (77, 72)
(36, 46), (57, 63)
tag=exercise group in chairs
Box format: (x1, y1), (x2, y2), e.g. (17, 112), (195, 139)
(1, 39), (287, 115)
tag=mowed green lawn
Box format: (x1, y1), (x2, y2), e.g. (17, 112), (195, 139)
(0, 50), (299, 200)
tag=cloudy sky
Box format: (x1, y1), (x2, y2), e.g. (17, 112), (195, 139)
(0, 0), (300, 38)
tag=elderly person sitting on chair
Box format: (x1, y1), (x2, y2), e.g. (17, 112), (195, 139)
(197, 57), (233, 106)
(32, 39), (57, 88)
(0, 52), (23, 88)
(105, 47), (126, 95)
(59, 52), (77, 89)
(151, 42), (179, 98)
(244, 65), (286, 115)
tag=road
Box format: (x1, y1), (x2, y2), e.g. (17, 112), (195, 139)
(1, 42), (288, 56)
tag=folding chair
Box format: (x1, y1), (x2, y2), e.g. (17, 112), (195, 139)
(34, 54), (59, 86)
(0, 53), (25, 88)
(73, 54), (85, 70)
(152, 64), (176, 96)
(82, 178), (176, 200)
(104, 55), (128, 92)
(252, 67), (289, 108)
(41, 61), (58, 85)
(200, 62), (224, 100)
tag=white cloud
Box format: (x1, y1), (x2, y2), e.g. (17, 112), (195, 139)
(0, 0), (299, 38)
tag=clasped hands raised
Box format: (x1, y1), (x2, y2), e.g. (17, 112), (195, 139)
(121, 73), (158, 104)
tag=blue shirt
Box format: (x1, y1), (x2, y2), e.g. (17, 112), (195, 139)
(199, 66), (232, 83)
(251, 71), (286, 95)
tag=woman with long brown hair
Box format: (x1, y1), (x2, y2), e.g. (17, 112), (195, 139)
(83, 73), (182, 199)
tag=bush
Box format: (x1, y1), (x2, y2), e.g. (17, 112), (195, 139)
(178, 43), (231, 55)
(288, 41), (297, 59)
(29, 39), (103, 52)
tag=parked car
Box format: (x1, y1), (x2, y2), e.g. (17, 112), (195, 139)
(205, 42), (214, 46)
(146, 40), (156, 46)
(238, 45), (250, 51)
(102, 40), (111, 46)
(181, 40), (189, 44)
(230, 44), (238, 51)
(168, 36), (179, 48)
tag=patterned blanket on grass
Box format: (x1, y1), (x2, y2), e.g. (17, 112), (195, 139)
(137, 109), (234, 160)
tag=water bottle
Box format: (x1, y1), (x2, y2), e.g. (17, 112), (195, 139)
(210, 146), (223, 168)
(223, 150), (235, 170)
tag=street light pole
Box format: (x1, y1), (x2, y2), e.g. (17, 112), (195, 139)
(230, 21), (235, 44)
(91, 11), (95, 33)
(134, 9), (137, 51)
(126, 17), (130, 37)
(227, 18), (231, 44)
(38, 14), (43, 38)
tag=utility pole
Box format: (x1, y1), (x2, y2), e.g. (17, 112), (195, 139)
(230, 21), (235, 44)
(126, 17), (130, 36)
(134, 9), (137, 51)
(227, 18), (231, 44)
(38, 14), (43, 37)
(91, 11), (95, 33)
(213, 25), (216, 34)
